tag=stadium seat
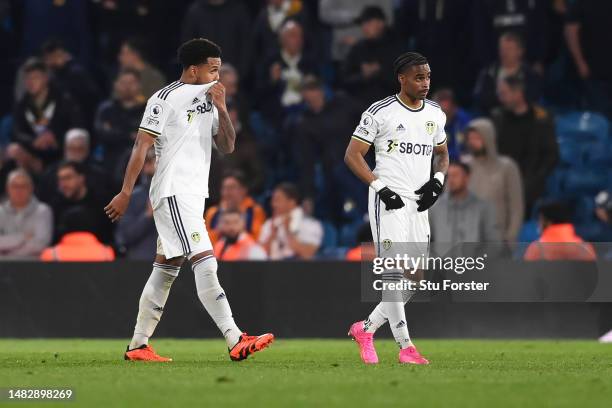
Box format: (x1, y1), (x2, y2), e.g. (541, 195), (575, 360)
(545, 168), (566, 196)
(581, 142), (612, 169)
(563, 169), (608, 195)
(518, 220), (540, 243)
(320, 222), (338, 251)
(0, 114), (12, 149)
(557, 139), (579, 167)
(556, 111), (610, 143)
(574, 195), (597, 224)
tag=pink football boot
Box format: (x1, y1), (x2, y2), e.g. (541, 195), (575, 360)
(348, 321), (379, 364)
(398, 345), (429, 365)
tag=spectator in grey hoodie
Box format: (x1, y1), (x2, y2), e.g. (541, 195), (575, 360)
(0, 169), (53, 258)
(430, 161), (500, 243)
(465, 118), (524, 242)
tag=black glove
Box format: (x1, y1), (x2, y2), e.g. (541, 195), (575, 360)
(415, 177), (444, 212)
(378, 187), (405, 210)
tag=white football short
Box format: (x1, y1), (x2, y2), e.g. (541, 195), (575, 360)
(153, 195), (212, 259)
(368, 188), (430, 258)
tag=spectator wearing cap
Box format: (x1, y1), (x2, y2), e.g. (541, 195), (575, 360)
(341, 5), (405, 106)
(40, 207), (115, 262)
(473, 32), (542, 115)
(524, 201), (596, 261)
(117, 37), (166, 99)
(8, 58), (83, 172)
(259, 182), (323, 260)
(213, 208), (267, 261)
(292, 75), (364, 221)
(432, 89), (473, 160)
(0, 169), (53, 259)
(430, 161), (500, 243)
(37, 128), (110, 205)
(94, 69), (146, 175)
(205, 171), (267, 246)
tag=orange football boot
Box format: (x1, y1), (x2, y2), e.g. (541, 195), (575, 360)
(229, 333), (275, 361)
(124, 344), (172, 362)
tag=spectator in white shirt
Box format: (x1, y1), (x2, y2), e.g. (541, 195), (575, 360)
(259, 182), (323, 260)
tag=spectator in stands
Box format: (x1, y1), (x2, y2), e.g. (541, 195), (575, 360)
(493, 75), (558, 214)
(257, 19), (317, 122)
(471, 0), (549, 69)
(341, 6), (403, 105)
(319, 0), (394, 62)
(41, 207), (115, 261)
(219, 64), (250, 129)
(181, 0), (251, 76)
(115, 148), (157, 260)
(209, 102), (265, 201)
(252, 0), (312, 64)
(432, 89), (473, 160)
(37, 128), (109, 204)
(430, 161), (500, 243)
(9, 58), (83, 172)
(205, 171), (267, 246)
(41, 38), (101, 125)
(565, 1), (612, 118)
(259, 182), (323, 260)
(465, 118), (524, 242)
(293, 75), (362, 220)
(594, 190), (612, 242)
(473, 32), (542, 115)
(213, 208), (267, 261)
(94, 69), (146, 174)
(50, 161), (112, 244)
(0, 169), (52, 258)
(117, 38), (166, 99)
(524, 201), (596, 261)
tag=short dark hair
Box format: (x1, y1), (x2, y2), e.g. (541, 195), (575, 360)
(177, 38), (222, 70)
(393, 52), (428, 76)
(500, 31), (525, 50)
(57, 161), (86, 176)
(41, 38), (66, 55)
(538, 200), (573, 224)
(222, 170), (247, 188)
(117, 67), (141, 82)
(275, 182), (300, 204)
(23, 58), (47, 74)
(450, 160), (470, 175)
(57, 206), (97, 236)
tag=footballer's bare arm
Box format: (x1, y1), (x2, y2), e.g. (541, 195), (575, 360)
(344, 138), (375, 185)
(209, 82), (235, 154)
(433, 143), (449, 176)
(105, 130), (155, 222)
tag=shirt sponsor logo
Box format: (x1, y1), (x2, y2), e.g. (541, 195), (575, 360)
(385, 139), (433, 156)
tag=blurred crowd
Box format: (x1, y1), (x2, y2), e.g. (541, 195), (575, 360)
(0, 0), (611, 262)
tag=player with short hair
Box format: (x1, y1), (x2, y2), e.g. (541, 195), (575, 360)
(105, 38), (274, 362)
(344, 52), (449, 365)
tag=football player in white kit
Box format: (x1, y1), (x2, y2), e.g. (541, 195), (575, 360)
(105, 39), (274, 362)
(345, 52), (449, 365)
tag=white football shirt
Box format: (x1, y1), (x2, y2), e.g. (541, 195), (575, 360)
(139, 81), (219, 208)
(352, 95), (447, 200)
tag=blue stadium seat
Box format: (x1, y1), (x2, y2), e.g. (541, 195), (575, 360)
(0, 115), (12, 149)
(557, 139), (579, 167)
(518, 220), (540, 243)
(319, 222), (338, 250)
(545, 168), (566, 196)
(563, 169), (608, 195)
(581, 142), (612, 169)
(317, 247), (349, 260)
(575, 222), (608, 242)
(574, 195), (597, 224)
(556, 111), (610, 143)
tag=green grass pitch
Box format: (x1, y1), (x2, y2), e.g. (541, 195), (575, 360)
(1, 339), (612, 407)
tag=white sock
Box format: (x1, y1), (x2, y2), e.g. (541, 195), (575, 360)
(192, 255), (241, 348)
(366, 272), (415, 348)
(130, 263), (180, 350)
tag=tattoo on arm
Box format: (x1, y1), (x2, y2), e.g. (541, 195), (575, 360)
(214, 108), (236, 154)
(433, 144), (449, 175)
